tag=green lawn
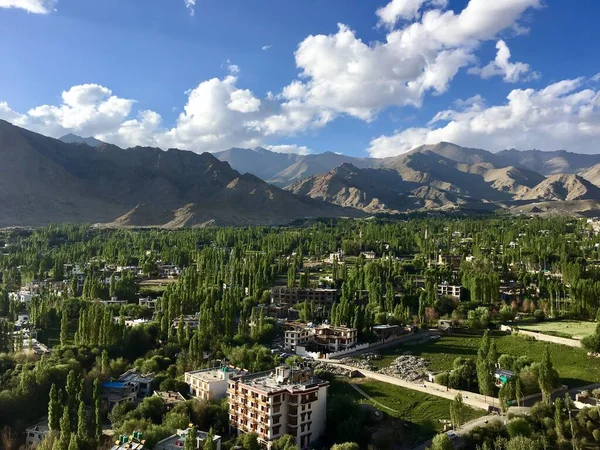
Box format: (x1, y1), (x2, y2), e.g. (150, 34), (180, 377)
(372, 332), (600, 388)
(330, 377), (484, 445)
(514, 320), (597, 340)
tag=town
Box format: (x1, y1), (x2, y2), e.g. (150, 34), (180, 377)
(2, 217), (600, 449)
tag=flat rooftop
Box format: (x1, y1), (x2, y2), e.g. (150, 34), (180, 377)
(234, 369), (327, 394)
(186, 366), (239, 382)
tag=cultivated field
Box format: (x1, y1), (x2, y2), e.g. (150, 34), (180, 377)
(514, 320), (597, 340)
(330, 377), (484, 446)
(371, 332), (600, 387)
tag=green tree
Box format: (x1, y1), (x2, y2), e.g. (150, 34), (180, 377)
(538, 347), (554, 404)
(331, 444), (359, 450)
(554, 397), (565, 441)
(67, 434), (78, 450)
(48, 384), (61, 431)
(76, 401), (87, 441)
(449, 393), (464, 429)
(184, 427), (196, 450)
(428, 433), (453, 450)
(238, 432), (261, 450)
(507, 418), (532, 438)
(203, 427), (216, 450)
(60, 310), (68, 346)
(476, 332), (494, 397)
(506, 436), (539, 450)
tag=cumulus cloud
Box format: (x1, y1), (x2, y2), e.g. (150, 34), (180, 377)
(368, 77), (600, 157)
(468, 40), (539, 82)
(184, 0), (195, 16)
(262, 45), (273, 51)
(376, 0), (447, 26)
(264, 144), (313, 155)
(258, 0), (541, 135)
(0, 0), (56, 14)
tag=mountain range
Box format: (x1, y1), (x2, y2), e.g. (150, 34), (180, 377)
(0, 119), (598, 227)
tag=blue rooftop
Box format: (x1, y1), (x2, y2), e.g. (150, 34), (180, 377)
(103, 381), (128, 389)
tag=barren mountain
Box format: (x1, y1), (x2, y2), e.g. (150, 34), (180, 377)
(0, 120), (360, 227)
(515, 174), (600, 201)
(498, 149), (600, 175)
(579, 164), (600, 187)
(59, 133), (104, 147)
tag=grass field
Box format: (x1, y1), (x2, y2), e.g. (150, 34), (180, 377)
(514, 320), (597, 339)
(371, 332), (600, 388)
(330, 377), (484, 445)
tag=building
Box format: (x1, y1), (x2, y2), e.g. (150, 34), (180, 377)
(119, 370), (155, 398)
(361, 251), (376, 260)
(111, 432), (146, 450)
(325, 249), (344, 264)
(99, 297), (128, 307)
(312, 325), (357, 352)
(102, 381), (139, 409)
(153, 391), (185, 410)
(228, 366), (328, 450)
(283, 323), (313, 352)
(437, 283), (462, 300)
(172, 315), (200, 330)
(155, 427), (221, 450)
(372, 324), (403, 341)
(25, 419), (50, 448)
(139, 297), (158, 309)
(271, 288), (338, 311)
(9, 290), (37, 304)
(437, 254), (462, 270)
(185, 366), (245, 401)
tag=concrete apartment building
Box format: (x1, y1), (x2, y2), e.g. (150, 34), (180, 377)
(227, 366), (328, 450)
(185, 366), (245, 401)
(271, 288), (338, 310)
(283, 323), (357, 353)
(437, 282), (462, 300)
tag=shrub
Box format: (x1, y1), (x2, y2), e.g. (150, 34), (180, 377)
(533, 310), (545, 322)
(507, 417), (532, 438)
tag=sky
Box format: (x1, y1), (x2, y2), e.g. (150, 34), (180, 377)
(0, 0), (599, 158)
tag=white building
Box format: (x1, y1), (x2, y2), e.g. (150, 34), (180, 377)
(437, 283), (462, 300)
(25, 419), (50, 448)
(185, 366), (245, 401)
(284, 323), (358, 353)
(228, 366), (328, 450)
(139, 297), (158, 309)
(284, 323), (312, 352)
(155, 427), (221, 450)
(361, 251), (376, 260)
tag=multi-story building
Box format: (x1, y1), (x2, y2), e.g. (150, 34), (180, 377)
(228, 366), (328, 450)
(437, 283), (462, 300)
(271, 288), (338, 311)
(312, 325), (357, 352)
(119, 369), (155, 399)
(153, 391), (186, 410)
(283, 323), (312, 352)
(155, 427), (221, 450)
(101, 381), (138, 410)
(25, 419), (50, 448)
(185, 366), (245, 401)
(172, 315), (200, 330)
(283, 323), (358, 353)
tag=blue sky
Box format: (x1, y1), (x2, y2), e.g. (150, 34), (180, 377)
(0, 0), (599, 157)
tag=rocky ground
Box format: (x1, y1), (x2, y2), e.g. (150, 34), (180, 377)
(379, 355), (429, 382)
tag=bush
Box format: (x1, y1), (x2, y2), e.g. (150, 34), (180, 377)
(507, 418), (532, 438)
(533, 310), (545, 322)
(581, 333), (600, 353)
(593, 429), (600, 442)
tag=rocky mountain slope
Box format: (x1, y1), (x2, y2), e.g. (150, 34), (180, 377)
(59, 133), (104, 147)
(498, 149), (600, 175)
(0, 120), (360, 227)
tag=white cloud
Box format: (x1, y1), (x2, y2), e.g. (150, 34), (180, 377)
(592, 73), (600, 83)
(228, 64), (240, 75)
(265, 144), (313, 155)
(368, 77), (600, 157)
(376, 0), (447, 26)
(259, 0), (541, 135)
(0, 0), (56, 14)
(0, 101), (25, 123)
(184, 0), (195, 16)
(262, 45), (273, 51)
(228, 89), (261, 113)
(468, 40), (539, 82)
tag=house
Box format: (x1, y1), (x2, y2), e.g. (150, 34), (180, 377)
(228, 365), (328, 450)
(119, 369), (155, 399)
(361, 251), (376, 260)
(283, 322), (312, 352)
(437, 254), (462, 270)
(139, 297), (158, 309)
(99, 297), (127, 307)
(437, 283), (462, 301)
(9, 290), (37, 304)
(101, 381), (138, 409)
(25, 419), (50, 448)
(155, 427), (221, 450)
(372, 324), (403, 341)
(271, 288), (338, 317)
(325, 249), (344, 264)
(185, 366), (246, 401)
(153, 391), (185, 410)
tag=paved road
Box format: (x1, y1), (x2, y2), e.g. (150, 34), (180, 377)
(327, 361), (492, 410)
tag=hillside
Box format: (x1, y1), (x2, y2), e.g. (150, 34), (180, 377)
(515, 174), (600, 202)
(498, 149), (600, 175)
(0, 120), (360, 227)
(59, 133), (104, 147)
